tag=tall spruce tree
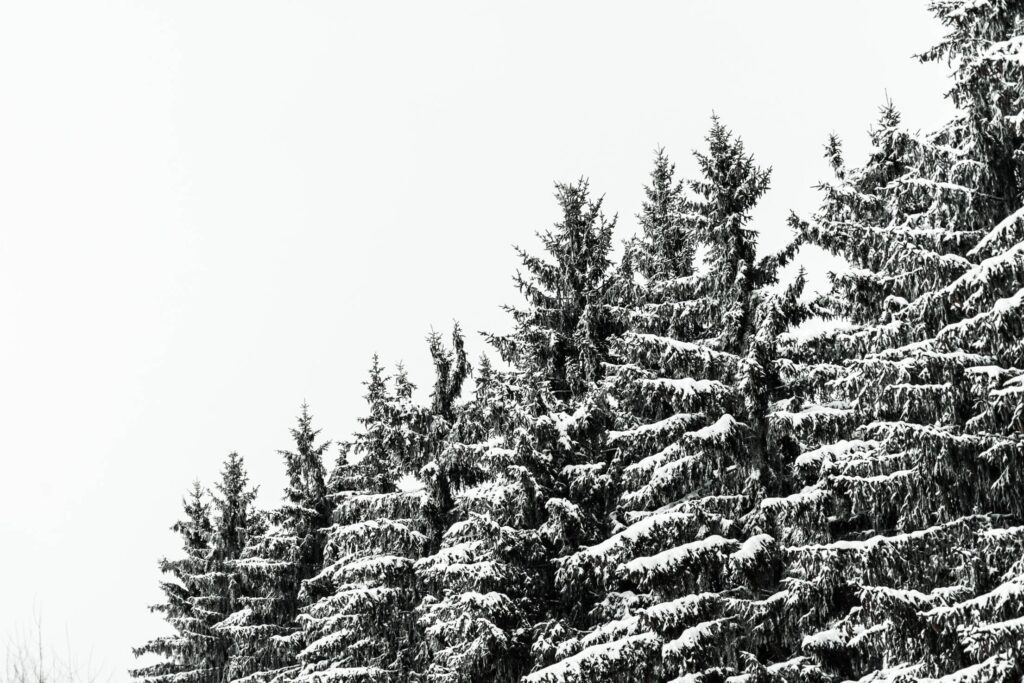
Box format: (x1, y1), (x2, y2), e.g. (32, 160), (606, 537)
(219, 405), (332, 683)
(419, 324), (473, 547)
(338, 356), (408, 495)
(921, 0), (1023, 220)
(415, 354), (532, 683)
(496, 179), (617, 401)
(771, 3), (1024, 680)
(131, 5), (1024, 681)
(416, 180), (618, 682)
(201, 453), (264, 683)
(132, 483), (220, 683)
(634, 147), (694, 280)
(134, 453), (262, 683)
(413, 329), (534, 683)
(294, 359), (428, 683)
(212, 452), (262, 567)
(530, 123), (803, 682)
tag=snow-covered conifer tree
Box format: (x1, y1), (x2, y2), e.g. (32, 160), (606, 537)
(531, 122), (805, 682)
(414, 359), (533, 683)
(769, 3), (1024, 680)
(131, 6), (1024, 681)
(495, 180), (617, 401)
(293, 359), (428, 683)
(219, 405), (332, 683)
(417, 180), (619, 682)
(413, 327), (536, 683)
(132, 483), (220, 683)
(134, 453), (263, 683)
(212, 452), (263, 568)
(419, 324), (473, 546)
(336, 356), (410, 495)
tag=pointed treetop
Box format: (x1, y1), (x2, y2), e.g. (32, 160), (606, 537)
(475, 353), (494, 389)
(279, 402), (330, 516)
(637, 147), (693, 279)
(824, 134), (845, 178)
(428, 322), (471, 423)
(363, 355), (389, 412)
(691, 116), (772, 218)
(174, 481), (212, 557)
(394, 361), (415, 401)
(346, 355), (421, 494)
(499, 177), (618, 400)
(211, 451), (259, 559)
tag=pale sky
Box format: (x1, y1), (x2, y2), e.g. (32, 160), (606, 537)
(0, 2), (955, 679)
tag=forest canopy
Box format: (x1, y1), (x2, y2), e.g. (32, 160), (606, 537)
(132, 2), (1024, 682)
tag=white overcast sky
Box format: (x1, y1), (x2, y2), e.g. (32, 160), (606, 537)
(0, 1), (955, 678)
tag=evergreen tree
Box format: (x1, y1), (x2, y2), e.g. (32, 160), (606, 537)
(495, 179), (617, 401)
(413, 328), (531, 683)
(134, 455), (262, 683)
(347, 356), (406, 495)
(204, 453), (263, 683)
(420, 324), (473, 546)
(212, 452), (262, 564)
(634, 147), (693, 280)
(132, 482), (219, 683)
(219, 405), (332, 683)
(130, 5), (1024, 681)
(414, 359), (533, 683)
(921, 0), (1024, 221)
(530, 124), (803, 682)
(294, 360), (428, 683)
(691, 117), (773, 353)
(418, 181), (619, 682)
(762, 4), (1024, 681)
